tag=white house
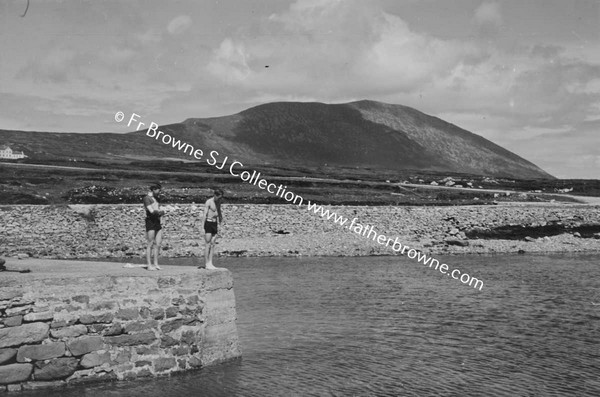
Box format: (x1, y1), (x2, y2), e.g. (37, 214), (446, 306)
(0, 145), (27, 160)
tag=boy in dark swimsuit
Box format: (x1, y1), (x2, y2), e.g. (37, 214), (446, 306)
(143, 183), (165, 271)
(200, 188), (224, 269)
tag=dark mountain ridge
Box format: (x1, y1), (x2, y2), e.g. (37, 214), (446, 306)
(0, 100), (553, 179)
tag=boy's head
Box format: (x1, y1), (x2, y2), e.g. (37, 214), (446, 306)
(150, 183), (162, 193)
(213, 188), (224, 199)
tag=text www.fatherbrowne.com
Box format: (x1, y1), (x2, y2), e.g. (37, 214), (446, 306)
(116, 111), (484, 291)
(306, 203), (483, 290)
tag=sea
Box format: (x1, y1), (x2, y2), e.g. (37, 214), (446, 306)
(20, 253), (600, 396)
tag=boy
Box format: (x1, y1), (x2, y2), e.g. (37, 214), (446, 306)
(200, 188), (224, 269)
(143, 183), (165, 271)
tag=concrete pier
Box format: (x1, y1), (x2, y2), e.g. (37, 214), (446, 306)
(0, 259), (241, 392)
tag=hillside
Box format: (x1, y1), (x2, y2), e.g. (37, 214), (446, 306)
(0, 100), (553, 179)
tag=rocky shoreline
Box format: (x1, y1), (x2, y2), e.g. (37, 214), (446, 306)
(1, 203), (599, 261)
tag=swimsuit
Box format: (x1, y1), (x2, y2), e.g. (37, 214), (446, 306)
(204, 198), (219, 235)
(146, 215), (162, 232)
(204, 220), (218, 235)
(144, 195), (162, 232)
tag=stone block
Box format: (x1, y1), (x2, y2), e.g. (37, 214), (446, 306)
(139, 307), (151, 319)
(23, 311), (54, 322)
(54, 304), (82, 313)
(186, 295), (200, 305)
(161, 317), (200, 334)
(123, 368), (153, 380)
(4, 306), (32, 316)
(124, 320), (158, 334)
(92, 323), (123, 336)
(80, 351), (111, 368)
(157, 277), (177, 288)
(160, 335), (178, 348)
(68, 336), (104, 356)
(180, 306), (201, 316)
(113, 350), (131, 364)
(7, 384), (22, 391)
(181, 330), (198, 345)
(22, 380), (66, 390)
(188, 356), (202, 368)
(3, 316), (23, 327)
(171, 346), (190, 356)
(33, 357), (79, 381)
(17, 342), (66, 362)
(50, 316), (79, 329)
(50, 324), (88, 339)
(67, 371), (117, 385)
(151, 308), (164, 320)
(90, 301), (117, 311)
(165, 307), (178, 318)
(154, 357), (176, 372)
(71, 295), (90, 304)
(104, 331), (156, 347)
(0, 291), (22, 301)
(32, 305), (50, 313)
(135, 346), (159, 355)
(160, 319), (184, 334)
(0, 322), (49, 348)
(66, 367), (93, 380)
(0, 348), (17, 365)
(79, 313), (114, 325)
(7, 298), (34, 308)
(0, 363), (33, 385)
(115, 308), (138, 321)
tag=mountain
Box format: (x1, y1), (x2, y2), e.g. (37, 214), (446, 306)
(0, 100), (553, 179)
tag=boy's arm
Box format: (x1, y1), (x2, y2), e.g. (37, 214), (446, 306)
(144, 196), (164, 215)
(203, 200), (209, 222)
(217, 202), (223, 223)
(143, 196), (155, 213)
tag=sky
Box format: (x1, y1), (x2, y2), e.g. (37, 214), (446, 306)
(0, 0), (599, 179)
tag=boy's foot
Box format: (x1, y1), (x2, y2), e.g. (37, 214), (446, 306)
(198, 263), (220, 270)
(147, 266), (160, 271)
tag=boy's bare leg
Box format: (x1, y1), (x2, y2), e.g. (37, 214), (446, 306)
(145, 230), (155, 268)
(202, 233), (219, 269)
(152, 229), (163, 270)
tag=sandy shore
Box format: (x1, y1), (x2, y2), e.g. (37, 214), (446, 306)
(1, 203), (599, 260)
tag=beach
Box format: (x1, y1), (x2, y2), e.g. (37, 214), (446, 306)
(1, 203), (599, 260)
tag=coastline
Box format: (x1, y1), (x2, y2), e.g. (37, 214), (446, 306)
(1, 203), (599, 260)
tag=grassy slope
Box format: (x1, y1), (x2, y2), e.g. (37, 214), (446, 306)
(0, 160), (594, 206)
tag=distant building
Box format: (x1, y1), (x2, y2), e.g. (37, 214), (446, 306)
(0, 145), (27, 160)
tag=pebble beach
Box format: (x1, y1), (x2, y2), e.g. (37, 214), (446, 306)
(1, 203), (599, 260)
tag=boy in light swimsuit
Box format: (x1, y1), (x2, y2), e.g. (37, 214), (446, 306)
(143, 183), (165, 271)
(200, 188), (224, 269)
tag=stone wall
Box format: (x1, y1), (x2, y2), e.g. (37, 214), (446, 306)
(0, 203), (599, 259)
(0, 261), (240, 391)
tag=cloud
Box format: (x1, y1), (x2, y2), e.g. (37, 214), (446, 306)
(167, 15), (192, 35)
(201, 0), (599, 144)
(16, 48), (78, 83)
(511, 123), (600, 179)
(206, 0), (486, 101)
(207, 39), (251, 84)
(473, 2), (503, 31)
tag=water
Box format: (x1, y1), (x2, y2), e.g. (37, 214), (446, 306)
(20, 253), (600, 396)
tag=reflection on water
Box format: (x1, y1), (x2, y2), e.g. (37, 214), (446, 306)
(20, 253), (600, 396)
